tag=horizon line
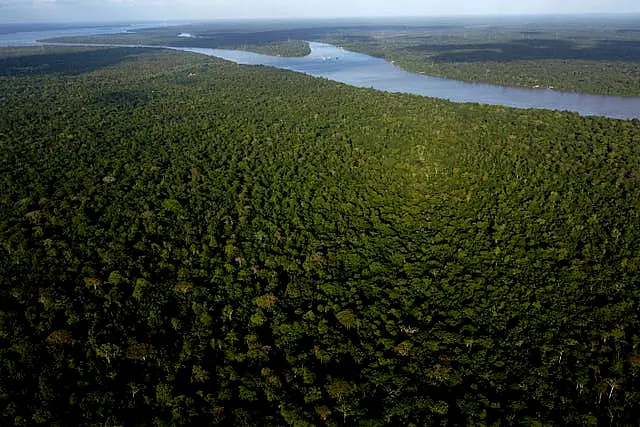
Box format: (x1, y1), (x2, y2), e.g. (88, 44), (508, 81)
(2, 12), (640, 25)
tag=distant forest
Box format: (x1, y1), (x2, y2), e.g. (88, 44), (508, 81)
(42, 17), (640, 96)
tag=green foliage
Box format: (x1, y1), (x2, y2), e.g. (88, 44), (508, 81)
(0, 45), (639, 425)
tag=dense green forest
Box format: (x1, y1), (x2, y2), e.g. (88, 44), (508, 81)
(1, 45), (640, 426)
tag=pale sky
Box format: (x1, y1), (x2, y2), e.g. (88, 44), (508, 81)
(0, 0), (639, 23)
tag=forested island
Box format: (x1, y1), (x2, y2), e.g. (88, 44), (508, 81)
(1, 39), (640, 426)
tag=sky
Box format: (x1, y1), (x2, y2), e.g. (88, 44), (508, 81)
(0, 0), (639, 23)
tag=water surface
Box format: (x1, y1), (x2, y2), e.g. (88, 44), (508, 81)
(177, 42), (640, 120)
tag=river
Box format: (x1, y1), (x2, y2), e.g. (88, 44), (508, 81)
(1, 25), (639, 120)
(176, 42), (640, 120)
